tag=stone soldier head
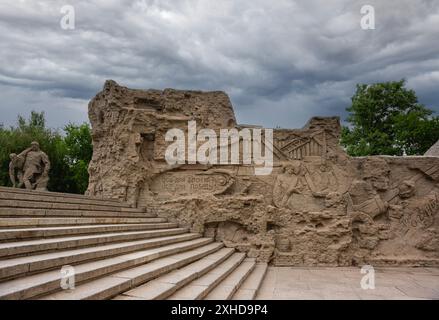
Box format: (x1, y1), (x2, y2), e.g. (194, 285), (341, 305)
(30, 141), (40, 151)
(290, 160), (303, 175)
(283, 164), (294, 175)
(282, 161), (302, 176)
(9, 153), (17, 161)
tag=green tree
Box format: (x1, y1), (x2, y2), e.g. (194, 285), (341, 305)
(341, 80), (439, 156)
(64, 123), (93, 194)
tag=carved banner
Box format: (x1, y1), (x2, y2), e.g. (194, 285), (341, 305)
(150, 172), (230, 196)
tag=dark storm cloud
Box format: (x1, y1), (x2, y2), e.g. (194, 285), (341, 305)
(0, 0), (438, 129)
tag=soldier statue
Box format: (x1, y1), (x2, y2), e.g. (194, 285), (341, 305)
(9, 141), (51, 191)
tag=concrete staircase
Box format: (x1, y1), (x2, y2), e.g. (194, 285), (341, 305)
(0, 187), (267, 300)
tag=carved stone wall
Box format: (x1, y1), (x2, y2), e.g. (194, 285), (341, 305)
(87, 80), (439, 266)
(425, 140), (439, 156)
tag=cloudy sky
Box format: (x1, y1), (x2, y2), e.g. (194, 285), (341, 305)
(0, 0), (438, 129)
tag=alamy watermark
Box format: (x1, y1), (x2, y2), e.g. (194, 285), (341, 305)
(165, 121), (273, 175)
(360, 5), (375, 30)
(60, 4), (375, 31)
(60, 5), (75, 30)
(60, 265), (75, 290)
(360, 265), (375, 290)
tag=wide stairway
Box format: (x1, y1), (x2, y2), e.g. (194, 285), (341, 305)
(0, 187), (267, 300)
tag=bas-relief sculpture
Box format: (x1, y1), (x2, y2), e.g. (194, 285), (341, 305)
(9, 141), (50, 191)
(87, 80), (439, 267)
(425, 140), (439, 156)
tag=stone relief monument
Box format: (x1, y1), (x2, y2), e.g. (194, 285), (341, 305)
(425, 140), (439, 157)
(86, 80), (439, 267)
(9, 141), (50, 191)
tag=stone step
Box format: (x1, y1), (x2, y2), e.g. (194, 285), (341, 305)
(0, 233), (201, 280)
(167, 252), (246, 300)
(0, 223), (179, 242)
(37, 242), (223, 300)
(0, 207), (154, 218)
(110, 244), (226, 291)
(42, 276), (131, 300)
(0, 217), (168, 228)
(0, 198), (144, 213)
(231, 263), (268, 300)
(0, 228), (189, 258)
(116, 248), (236, 300)
(0, 239), (217, 300)
(0, 187), (126, 207)
(204, 258), (256, 300)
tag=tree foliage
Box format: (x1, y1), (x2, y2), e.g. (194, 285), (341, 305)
(64, 123), (93, 194)
(0, 111), (92, 194)
(341, 80), (439, 156)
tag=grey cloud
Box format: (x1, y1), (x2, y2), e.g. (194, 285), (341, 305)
(0, 0), (438, 130)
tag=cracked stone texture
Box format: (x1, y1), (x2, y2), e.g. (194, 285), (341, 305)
(87, 80), (439, 266)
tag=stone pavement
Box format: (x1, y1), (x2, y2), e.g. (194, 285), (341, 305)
(256, 266), (439, 300)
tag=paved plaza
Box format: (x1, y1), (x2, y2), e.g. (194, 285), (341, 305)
(256, 267), (439, 300)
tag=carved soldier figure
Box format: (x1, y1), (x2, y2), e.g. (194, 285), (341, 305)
(9, 147), (32, 188)
(21, 141), (51, 191)
(273, 162), (305, 208)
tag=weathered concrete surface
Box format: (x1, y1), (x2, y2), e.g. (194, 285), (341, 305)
(87, 80), (439, 267)
(256, 266), (439, 300)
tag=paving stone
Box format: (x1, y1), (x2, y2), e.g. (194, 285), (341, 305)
(272, 288), (324, 300)
(256, 267), (439, 300)
(395, 285), (439, 299)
